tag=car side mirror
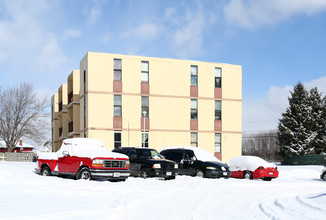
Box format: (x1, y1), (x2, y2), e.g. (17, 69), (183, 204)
(62, 151), (69, 156)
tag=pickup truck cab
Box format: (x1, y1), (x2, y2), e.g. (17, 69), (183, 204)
(36, 138), (130, 181)
(112, 147), (178, 180)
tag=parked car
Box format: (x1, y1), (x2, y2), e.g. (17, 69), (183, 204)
(112, 147), (178, 180)
(226, 156), (279, 181)
(36, 138), (130, 181)
(160, 146), (231, 178)
(321, 167), (326, 181)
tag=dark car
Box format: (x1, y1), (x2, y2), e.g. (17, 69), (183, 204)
(160, 146), (231, 179)
(321, 167), (326, 181)
(112, 147), (178, 180)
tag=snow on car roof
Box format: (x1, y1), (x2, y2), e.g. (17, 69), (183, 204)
(226, 156), (276, 171)
(60, 138), (128, 159)
(160, 146), (221, 162)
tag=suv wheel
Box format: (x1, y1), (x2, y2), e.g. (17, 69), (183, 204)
(322, 171), (326, 181)
(140, 168), (150, 179)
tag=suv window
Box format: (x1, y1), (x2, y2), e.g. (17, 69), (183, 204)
(137, 149), (163, 159)
(161, 150), (183, 162)
(183, 150), (195, 160)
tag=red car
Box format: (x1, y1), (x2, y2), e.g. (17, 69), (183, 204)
(226, 156), (279, 181)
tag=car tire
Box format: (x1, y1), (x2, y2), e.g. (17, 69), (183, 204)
(77, 168), (91, 180)
(322, 172), (326, 181)
(41, 166), (51, 176)
(140, 168), (150, 179)
(195, 169), (205, 178)
(244, 171), (253, 180)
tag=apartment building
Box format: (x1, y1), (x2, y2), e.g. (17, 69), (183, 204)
(52, 52), (242, 162)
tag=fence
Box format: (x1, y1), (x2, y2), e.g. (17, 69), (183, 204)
(282, 155), (326, 165)
(0, 152), (37, 162)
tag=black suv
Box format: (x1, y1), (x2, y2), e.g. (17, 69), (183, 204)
(160, 146), (231, 179)
(112, 147), (178, 180)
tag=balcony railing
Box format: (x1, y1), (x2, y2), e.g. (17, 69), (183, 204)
(68, 121), (73, 132)
(59, 102), (62, 112)
(68, 91), (73, 105)
(59, 127), (63, 137)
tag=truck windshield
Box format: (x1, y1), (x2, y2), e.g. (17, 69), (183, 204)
(138, 149), (163, 159)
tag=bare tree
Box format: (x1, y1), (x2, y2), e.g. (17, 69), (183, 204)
(242, 130), (282, 162)
(0, 83), (49, 151)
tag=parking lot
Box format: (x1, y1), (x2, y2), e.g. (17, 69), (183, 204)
(0, 162), (325, 220)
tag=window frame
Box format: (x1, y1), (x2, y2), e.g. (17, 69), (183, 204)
(114, 58), (122, 81)
(215, 100), (221, 120)
(191, 65), (198, 86)
(141, 131), (149, 148)
(141, 96), (149, 117)
(214, 133), (221, 153)
(141, 61), (149, 82)
(191, 99), (198, 119)
(114, 95), (122, 117)
(215, 67), (222, 88)
(114, 131), (122, 149)
(190, 132), (198, 147)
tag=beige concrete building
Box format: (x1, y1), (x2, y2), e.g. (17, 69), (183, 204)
(52, 52), (242, 162)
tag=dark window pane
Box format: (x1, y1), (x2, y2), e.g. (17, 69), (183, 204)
(191, 109), (197, 119)
(215, 77), (221, 88)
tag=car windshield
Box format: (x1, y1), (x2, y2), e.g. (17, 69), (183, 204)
(138, 149), (163, 159)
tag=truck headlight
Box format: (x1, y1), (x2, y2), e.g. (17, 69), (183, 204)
(92, 159), (104, 167)
(153, 163), (161, 169)
(126, 160), (130, 168)
(206, 167), (216, 170)
(174, 164), (178, 169)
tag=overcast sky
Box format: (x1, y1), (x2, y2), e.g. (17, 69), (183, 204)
(1, 0), (326, 134)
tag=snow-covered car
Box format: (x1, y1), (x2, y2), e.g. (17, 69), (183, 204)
(36, 138), (130, 181)
(160, 146), (231, 178)
(321, 167), (326, 181)
(226, 156), (279, 181)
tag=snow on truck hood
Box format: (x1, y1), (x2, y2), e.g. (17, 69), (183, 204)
(226, 156), (276, 172)
(160, 146), (222, 163)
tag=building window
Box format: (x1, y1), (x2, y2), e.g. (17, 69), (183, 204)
(191, 132), (198, 147)
(114, 131), (122, 148)
(141, 61), (149, 82)
(84, 96), (86, 128)
(215, 100), (221, 120)
(215, 67), (222, 88)
(191, 99), (198, 119)
(215, 133), (221, 153)
(191, 65), (198, 86)
(142, 131), (149, 148)
(114, 95), (122, 117)
(114, 59), (122, 81)
(141, 96), (149, 117)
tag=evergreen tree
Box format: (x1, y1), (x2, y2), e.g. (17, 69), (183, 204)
(277, 83), (317, 157)
(308, 87), (325, 154)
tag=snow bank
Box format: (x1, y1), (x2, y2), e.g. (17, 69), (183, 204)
(227, 156), (276, 171)
(161, 146), (222, 162)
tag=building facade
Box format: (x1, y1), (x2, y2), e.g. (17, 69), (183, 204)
(52, 52), (242, 162)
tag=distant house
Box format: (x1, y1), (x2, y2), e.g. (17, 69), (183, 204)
(0, 140), (35, 153)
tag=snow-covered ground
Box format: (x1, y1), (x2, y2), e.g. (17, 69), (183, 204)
(0, 162), (325, 220)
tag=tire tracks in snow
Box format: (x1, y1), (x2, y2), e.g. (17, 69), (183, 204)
(259, 192), (326, 220)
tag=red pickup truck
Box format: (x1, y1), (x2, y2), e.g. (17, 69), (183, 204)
(36, 138), (130, 181)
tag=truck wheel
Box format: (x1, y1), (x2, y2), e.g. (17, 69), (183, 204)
(140, 168), (150, 179)
(78, 168), (91, 180)
(41, 166), (51, 176)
